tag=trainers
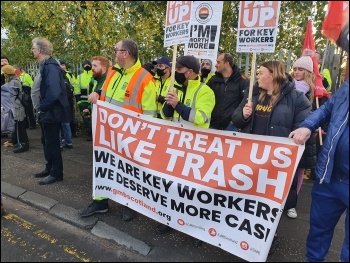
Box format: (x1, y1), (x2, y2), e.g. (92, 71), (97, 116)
(287, 208), (297, 218)
(122, 206), (136, 221)
(78, 200), (109, 218)
(268, 234), (280, 255)
(63, 144), (73, 149)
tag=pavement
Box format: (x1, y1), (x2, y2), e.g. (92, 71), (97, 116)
(1, 127), (346, 262)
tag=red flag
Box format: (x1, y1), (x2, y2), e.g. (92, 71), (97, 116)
(302, 18), (330, 98)
(303, 19), (315, 51)
(322, 1), (349, 53)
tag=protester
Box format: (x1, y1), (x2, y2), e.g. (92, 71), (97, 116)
(31, 37), (71, 185)
(79, 39), (157, 222)
(90, 55), (109, 93)
(159, 55), (215, 247)
(200, 59), (214, 84)
(207, 53), (249, 131)
(289, 74), (348, 262)
(1, 56), (10, 86)
(59, 60), (78, 138)
(289, 55), (317, 219)
(2, 65), (30, 153)
(75, 60), (93, 141)
(59, 66), (74, 150)
(232, 60), (312, 255)
(315, 50), (332, 92)
(142, 62), (156, 76)
(152, 56), (172, 118)
(14, 65), (36, 130)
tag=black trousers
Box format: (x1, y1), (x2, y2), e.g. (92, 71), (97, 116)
(24, 102), (36, 128)
(41, 122), (63, 178)
(11, 120), (29, 144)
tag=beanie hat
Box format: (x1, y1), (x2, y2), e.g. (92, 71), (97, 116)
(82, 60), (92, 67)
(293, 56), (313, 72)
(201, 59), (212, 68)
(2, 65), (16, 75)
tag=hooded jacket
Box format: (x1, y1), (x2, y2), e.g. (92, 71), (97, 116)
(207, 65), (249, 130)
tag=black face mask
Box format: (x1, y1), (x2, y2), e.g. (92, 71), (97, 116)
(156, 68), (166, 77)
(201, 68), (210, 78)
(175, 71), (187, 84)
(84, 65), (92, 71)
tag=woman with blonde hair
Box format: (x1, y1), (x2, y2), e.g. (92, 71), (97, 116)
(290, 56), (318, 216)
(232, 60), (312, 255)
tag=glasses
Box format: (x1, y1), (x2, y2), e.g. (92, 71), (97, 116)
(115, 48), (127, 53)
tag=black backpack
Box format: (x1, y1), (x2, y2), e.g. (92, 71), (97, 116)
(62, 72), (74, 104)
(16, 85), (32, 108)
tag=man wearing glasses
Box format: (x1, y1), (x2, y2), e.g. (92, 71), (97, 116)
(79, 39), (157, 222)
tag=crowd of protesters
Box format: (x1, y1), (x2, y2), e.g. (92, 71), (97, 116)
(1, 35), (348, 262)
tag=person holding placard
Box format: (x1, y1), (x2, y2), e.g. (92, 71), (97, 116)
(231, 60), (312, 255)
(80, 38), (157, 222)
(158, 55), (215, 247)
(207, 53), (249, 131)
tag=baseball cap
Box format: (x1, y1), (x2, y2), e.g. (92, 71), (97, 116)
(176, 55), (200, 74)
(152, 56), (171, 67)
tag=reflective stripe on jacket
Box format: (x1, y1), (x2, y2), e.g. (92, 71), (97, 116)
(100, 60), (157, 116)
(75, 70), (93, 103)
(161, 78), (215, 128)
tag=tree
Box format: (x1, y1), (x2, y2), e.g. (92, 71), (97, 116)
(1, 1), (331, 70)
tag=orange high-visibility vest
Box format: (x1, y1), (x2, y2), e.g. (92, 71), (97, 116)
(123, 67), (154, 113)
(100, 67), (154, 114)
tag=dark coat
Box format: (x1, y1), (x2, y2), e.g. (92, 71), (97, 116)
(232, 74), (312, 137)
(38, 58), (71, 123)
(232, 75), (312, 210)
(207, 65), (249, 130)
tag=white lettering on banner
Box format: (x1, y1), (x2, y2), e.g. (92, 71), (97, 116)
(93, 100), (304, 262)
(166, 129), (242, 157)
(243, 1), (275, 27)
(168, 1), (190, 24)
(99, 108), (161, 139)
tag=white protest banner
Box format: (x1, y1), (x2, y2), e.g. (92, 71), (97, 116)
(236, 1), (281, 53)
(164, 1), (192, 47)
(184, 1), (223, 65)
(92, 100), (304, 262)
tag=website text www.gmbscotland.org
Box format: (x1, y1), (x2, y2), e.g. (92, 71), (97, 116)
(95, 185), (171, 221)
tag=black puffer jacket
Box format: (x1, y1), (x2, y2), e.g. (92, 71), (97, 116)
(207, 65), (249, 130)
(232, 74), (312, 137)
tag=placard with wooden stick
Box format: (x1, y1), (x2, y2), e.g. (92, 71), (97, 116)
(168, 45), (177, 92)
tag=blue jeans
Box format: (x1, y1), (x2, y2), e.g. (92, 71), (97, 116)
(61, 122), (72, 145)
(225, 122), (238, 132)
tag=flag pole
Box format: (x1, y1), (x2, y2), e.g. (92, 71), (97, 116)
(169, 44), (177, 92)
(248, 52), (256, 102)
(320, 39), (329, 72)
